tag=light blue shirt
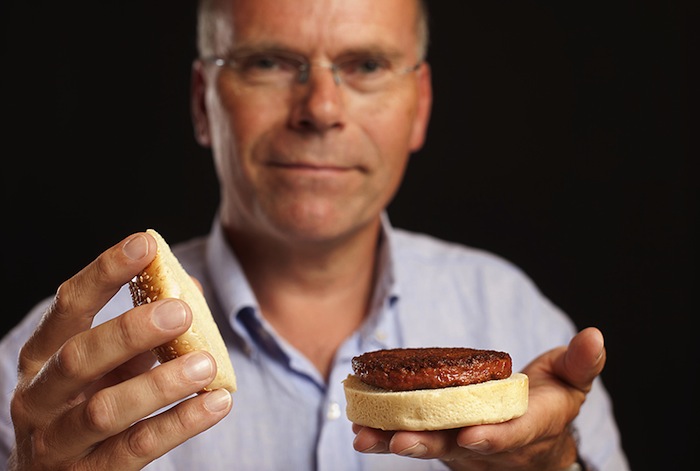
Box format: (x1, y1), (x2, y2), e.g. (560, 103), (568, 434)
(0, 216), (629, 470)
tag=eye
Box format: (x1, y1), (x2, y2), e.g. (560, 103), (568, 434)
(233, 52), (303, 74)
(240, 54), (284, 71)
(341, 57), (391, 76)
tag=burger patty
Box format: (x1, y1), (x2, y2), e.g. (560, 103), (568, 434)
(351, 347), (512, 391)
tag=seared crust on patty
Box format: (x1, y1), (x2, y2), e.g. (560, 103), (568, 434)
(351, 347), (512, 391)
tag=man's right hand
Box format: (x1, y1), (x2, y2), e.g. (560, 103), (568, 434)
(8, 233), (232, 470)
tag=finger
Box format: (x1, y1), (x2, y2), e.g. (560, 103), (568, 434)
(89, 351), (160, 391)
(25, 299), (192, 417)
(84, 388), (232, 470)
(456, 419), (577, 468)
(387, 430), (458, 459)
(355, 329), (606, 463)
(19, 232), (157, 377)
(355, 427), (469, 461)
(352, 426), (394, 454)
(455, 417), (532, 456)
(559, 326), (606, 392)
(43, 350), (219, 463)
(454, 360), (589, 455)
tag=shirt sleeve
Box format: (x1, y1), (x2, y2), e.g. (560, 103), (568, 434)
(391, 230), (629, 470)
(0, 287), (133, 465)
(0, 299), (51, 462)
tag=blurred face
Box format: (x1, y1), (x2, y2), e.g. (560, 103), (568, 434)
(192, 0), (432, 247)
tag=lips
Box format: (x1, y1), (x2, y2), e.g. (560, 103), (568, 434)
(268, 161), (355, 172)
(264, 138), (370, 173)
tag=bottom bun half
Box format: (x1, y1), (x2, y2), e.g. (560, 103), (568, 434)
(343, 372), (528, 431)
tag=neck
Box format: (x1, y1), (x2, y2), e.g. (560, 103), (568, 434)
(222, 217), (382, 379)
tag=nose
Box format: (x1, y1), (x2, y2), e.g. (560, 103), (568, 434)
(298, 62), (342, 86)
(289, 64), (345, 133)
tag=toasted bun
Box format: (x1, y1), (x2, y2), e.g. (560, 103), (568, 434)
(343, 373), (528, 431)
(129, 229), (236, 393)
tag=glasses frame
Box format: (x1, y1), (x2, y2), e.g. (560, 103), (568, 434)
(200, 51), (422, 92)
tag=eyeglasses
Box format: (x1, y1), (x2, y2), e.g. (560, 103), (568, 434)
(200, 50), (422, 93)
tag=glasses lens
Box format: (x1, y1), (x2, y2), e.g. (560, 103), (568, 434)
(337, 57), (396, 92)
(232, 52), (303, 87)
(209, 51), (418, 92)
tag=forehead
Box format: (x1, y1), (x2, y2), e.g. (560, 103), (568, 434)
(218, 0), (419, 57)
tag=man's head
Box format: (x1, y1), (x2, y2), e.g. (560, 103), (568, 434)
(190, 0), (433, 247)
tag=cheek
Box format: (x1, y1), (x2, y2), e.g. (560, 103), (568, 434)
(215, 82), (270, 151)
(208, 80), (281, 178)
(359, 97), (416, 189)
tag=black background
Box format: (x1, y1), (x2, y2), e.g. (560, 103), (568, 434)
(3, 1), (695, 469)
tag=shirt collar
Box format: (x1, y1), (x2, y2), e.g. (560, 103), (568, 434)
(355, 213), (400, 344)
(204, 212), (401, 354)
(205, 217), (261, 352)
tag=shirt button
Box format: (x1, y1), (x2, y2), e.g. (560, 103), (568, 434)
(374, 331), (387, 341)
(327, 401), (341, 420)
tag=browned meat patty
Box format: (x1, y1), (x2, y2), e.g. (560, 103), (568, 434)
(351, 347), (512, 391)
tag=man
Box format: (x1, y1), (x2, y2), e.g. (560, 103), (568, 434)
(0, 0), (629, 469)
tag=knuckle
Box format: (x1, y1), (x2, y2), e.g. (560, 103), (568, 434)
(53, 251), (123, 314)
(172, 398), (203, 433)
(113, 311), (146, 352)
(145, 362), (179, 400)
(16, 342), (37, 377)
(83, 390), (119, 435)
(54, 337), (88, 381)
(124, 421), (160, 459)
(9, 389), (31, 425)
(90, 251), (114, 282)
(49, 278), (95, 326)
(8, 399), (57, 469)
(52, 280), (80, 321)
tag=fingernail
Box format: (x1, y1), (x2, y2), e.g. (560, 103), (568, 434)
(153, 300), (187, 330)
(596, 338), (605, 362)
(398, 442), (428, 457)
(596, 346), (605, 362)
(123, 234), (149, 260)
(183, 352), (214, 382)
(461, 439), (490, 452)
(204, 389), (232, 412)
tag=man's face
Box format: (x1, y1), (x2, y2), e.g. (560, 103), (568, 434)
(193, 0), (432, 245)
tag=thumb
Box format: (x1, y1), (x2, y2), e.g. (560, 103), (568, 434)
(559, 326), (606, 393)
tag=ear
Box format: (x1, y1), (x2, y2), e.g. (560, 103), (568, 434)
(408, 62), (433, 152)
(191, 60), (212, 147)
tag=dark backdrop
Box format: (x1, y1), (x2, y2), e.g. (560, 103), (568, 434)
(3, 1), (695, 469)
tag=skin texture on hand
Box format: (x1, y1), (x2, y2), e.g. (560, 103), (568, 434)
(8, 233), (233, 471)
(352, 327), (605, 470)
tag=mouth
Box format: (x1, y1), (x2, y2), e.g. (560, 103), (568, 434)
(271, 162), (345, 170)
(267, 161), (365, 174)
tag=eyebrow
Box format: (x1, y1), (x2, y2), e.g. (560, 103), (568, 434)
(220, 42), (292, 57)
(333, 46), (406, 62)
(224, 42), (407, 62)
